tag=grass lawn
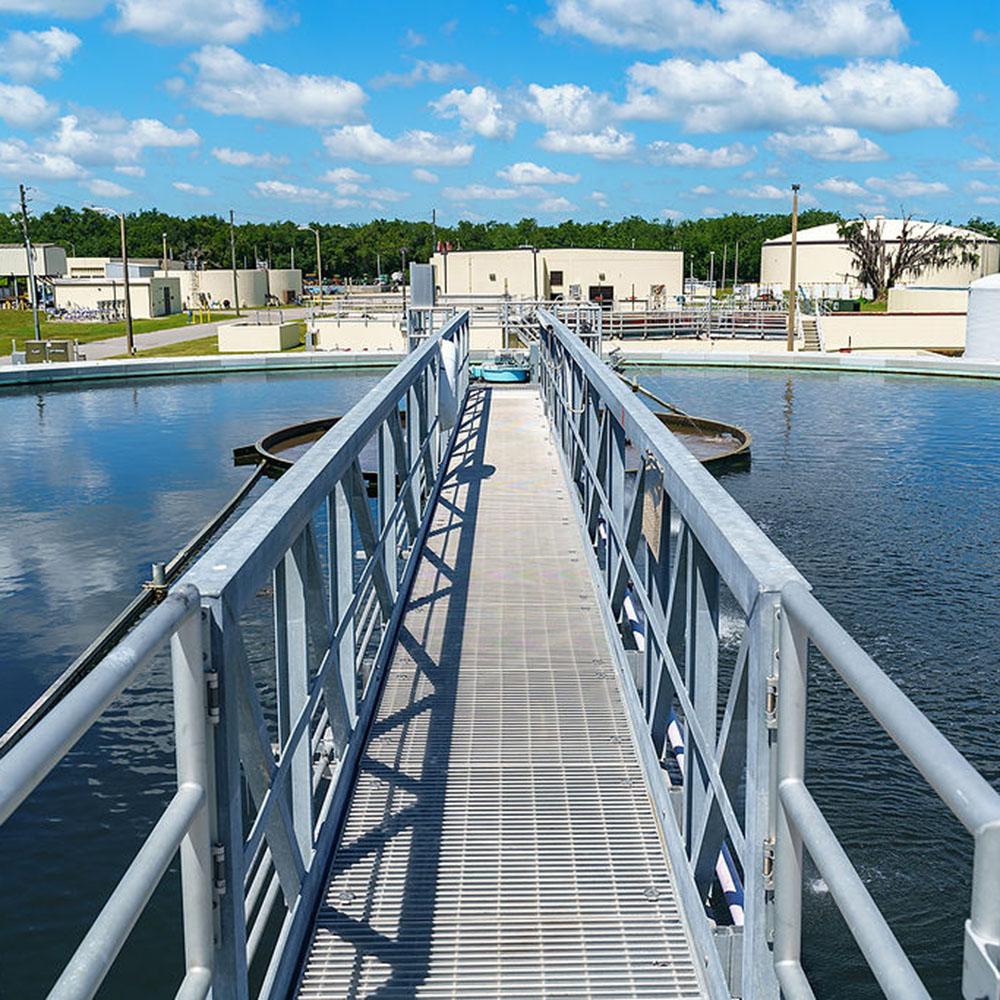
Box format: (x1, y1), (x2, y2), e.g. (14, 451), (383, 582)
(859, 299), (887, 312)
(113, 332), (306, 359)
(0, 309), (235, 357)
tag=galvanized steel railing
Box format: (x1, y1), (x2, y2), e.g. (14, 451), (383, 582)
(0, 311), (470, 1000)
(537, 307), (1000, 1000)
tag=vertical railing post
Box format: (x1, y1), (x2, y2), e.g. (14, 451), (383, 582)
(205, 598), (250, 1000)
(378, 420), (399, 602)
(606, 414), (626, 596)
(170, 599), (214, 990)
(742, 592), (783, 1000)
(327, 481), (357, 752)
(773, 596), (809, 985)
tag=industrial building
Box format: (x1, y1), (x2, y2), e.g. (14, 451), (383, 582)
(761, 219), (1000, 293)
(428, 248), (684, 307)
(51, 276), (182, 320)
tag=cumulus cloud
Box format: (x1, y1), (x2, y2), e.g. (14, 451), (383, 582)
(0, 82), (57, 128)
(46, 113), (199, 165)
(431, 86), (515, 139)
(324, 124), (474, 165)
(544, 0), (908, 58)
(254, 179), (356, 206)
(648, 140), (754, 167)
(538, 126), (635, 159)
(538, 195), (575, 213)
(212, 146), (289, 168)
(83, 177), (131, 198)
(815, 177), (867, 197)
(588, 190), (609, 208)
(729, 183), (816, 203)
(186, 45), (366, 126)
(319, 165), (371, 194)
(0, 0), (103, 13)
(623, 53), (957, 133)
(497, 161), (579, 184)
(660, 207), (684, 220)
(173, 180), (211, 195)
(0, 137), (83, 179)
(962, 156), (1000, 173)
(412, 167), (439, 183)
(520, 83), (616, 133)
(0, 27), (80, 82)
(866, 172), (948, 197)
(690, 184), (714, 195)
(767, 126), (886, 162)
(373, 60), (467, 88)
(115, 0), (275, 44)
(443, 183), (520, 201)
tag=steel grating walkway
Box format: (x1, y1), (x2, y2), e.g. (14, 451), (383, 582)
(294, 386), (707, 999)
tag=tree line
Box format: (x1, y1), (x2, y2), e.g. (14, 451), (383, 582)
(2, 205), (996, 284)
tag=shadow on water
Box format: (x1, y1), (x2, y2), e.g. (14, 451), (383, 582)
(315, 386), (493, 997)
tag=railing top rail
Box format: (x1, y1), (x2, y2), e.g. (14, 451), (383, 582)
(181, 310), (469, 610)
(538, 308), (806, 612)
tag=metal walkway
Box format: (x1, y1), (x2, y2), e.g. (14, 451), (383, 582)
(295, 386), (706, 998)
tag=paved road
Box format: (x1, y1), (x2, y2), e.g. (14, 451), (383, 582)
(2, 308), (309, 365)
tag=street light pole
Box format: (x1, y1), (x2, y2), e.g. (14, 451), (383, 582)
(298, 225), (322, 309)
(400, 247), (409, 312)
(787, 183), (801, 352)
(229, 210), (240, 317)
(119, 212), (134, 354)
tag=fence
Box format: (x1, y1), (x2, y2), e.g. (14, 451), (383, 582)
(536, 306), (1000, 999)
(0, 311), (471, 1000)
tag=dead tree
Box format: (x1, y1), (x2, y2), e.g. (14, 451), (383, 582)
(837, 215), (980, 301)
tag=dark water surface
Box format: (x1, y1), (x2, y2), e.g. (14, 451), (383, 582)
(0, 365), (998, 998)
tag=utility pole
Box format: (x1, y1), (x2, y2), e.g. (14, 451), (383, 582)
(119, 211), (134, 354)
(431, 208), (437, 252)
(161, 232), (168, 272)
(229, 209), (241, 316)
(290, 244), (295, 270)
(400, 247), (408, 312)
(708, 250), (715, 337)
(721, 244), (728, 292)
(787, 183), (800, 352)
(299, 226), (322, 308)
(18, 184), (41, 343)
(733, 241), (739, 291)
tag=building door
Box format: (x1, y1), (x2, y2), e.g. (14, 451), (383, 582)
(163, 286), (171, 315)
(588, 285), (615, 308)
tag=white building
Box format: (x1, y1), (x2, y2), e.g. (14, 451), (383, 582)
(761, 219), (1000, 293)
(265, 268), (303, 304)
(52, 276), (182, 319)
(429, 248), (684, 307)
(0, 244), (68, 277)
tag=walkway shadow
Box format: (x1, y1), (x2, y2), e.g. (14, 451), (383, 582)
(313, 386), (493, 997)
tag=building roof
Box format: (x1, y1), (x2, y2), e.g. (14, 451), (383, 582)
(765, 218), (999, 247)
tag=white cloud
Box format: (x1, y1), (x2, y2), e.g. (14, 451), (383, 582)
(866, 172), (948, 197)
(173, 180), (211, 196)
(815, 177), (867, 197)
(0, 0), (103, 13)
(538, 195), (574, 213)
(538, 126), (635, 159)
(0, 27), (80, 82)
(975, 195), (1000, 206)
(962, 156), (1000, 173)
(443, 183), (520, 201)
(115, 0), (275, 44)
(0, 82), (56, 128)
(623, 53), (956, 133)
(254, 179), (356, 206)
(648, 140), (754, 168)
(412, 167), (439, 183)
(0, 137), (83, 179)
(319, 165), (371, 194)
(403, 27), (425, 47)
(545, 0), (908, 57)
(367, 186), (409, 203)
(660, 207), (684, 220)
(187, 45), (366, 126)
(520, 82), (616, 132)
(588, 190), (609, 208)
(767, 126), (886, 162)
(431, 86), (515, 139)
(83, 177), (131, 198)
(324, 124), (474, 165)
(497, 161), (579, 184)
(212, 146), (289, 168)
(46, 113), (199, 165)
(373, 60), (467, 88)
(967, 180), (994, 194)
(115, 164), (144, 176)
(690, 184), (714, 195)
(729, 183), (816, 203)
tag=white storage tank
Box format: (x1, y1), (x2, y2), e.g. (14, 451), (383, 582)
(965, 274), (1000, 360)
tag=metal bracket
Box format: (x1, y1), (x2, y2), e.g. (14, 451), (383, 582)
(762, 835), (775, 891)
(963, 921), (1000, 1000)
(765, 675), (778, 730)
(205, 670), (220, 724)
(141, 561), (168, 603)
(211, 843), (226, 897)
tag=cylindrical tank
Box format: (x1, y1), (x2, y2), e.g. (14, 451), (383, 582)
(965, 274), (1000, 360)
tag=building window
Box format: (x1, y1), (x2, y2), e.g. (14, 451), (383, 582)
(550, 270), (563, 286)
(489, 272), (496, 281)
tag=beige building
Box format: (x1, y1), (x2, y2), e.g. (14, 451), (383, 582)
(761, 219), (1000, 293)
(429, 248), (684, 306)
(52, 276), (182, 319)
(164, 269), (267, 310)
(0, 244), (68, 277)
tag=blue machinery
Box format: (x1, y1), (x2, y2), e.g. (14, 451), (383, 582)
(0, 308), (998, 999)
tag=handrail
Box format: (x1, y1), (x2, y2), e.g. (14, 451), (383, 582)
(536, 307), (1000, 1000)
(0, 310), (471, 1000)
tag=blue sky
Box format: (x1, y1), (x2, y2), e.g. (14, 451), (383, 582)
(0, 0), (998, 226)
